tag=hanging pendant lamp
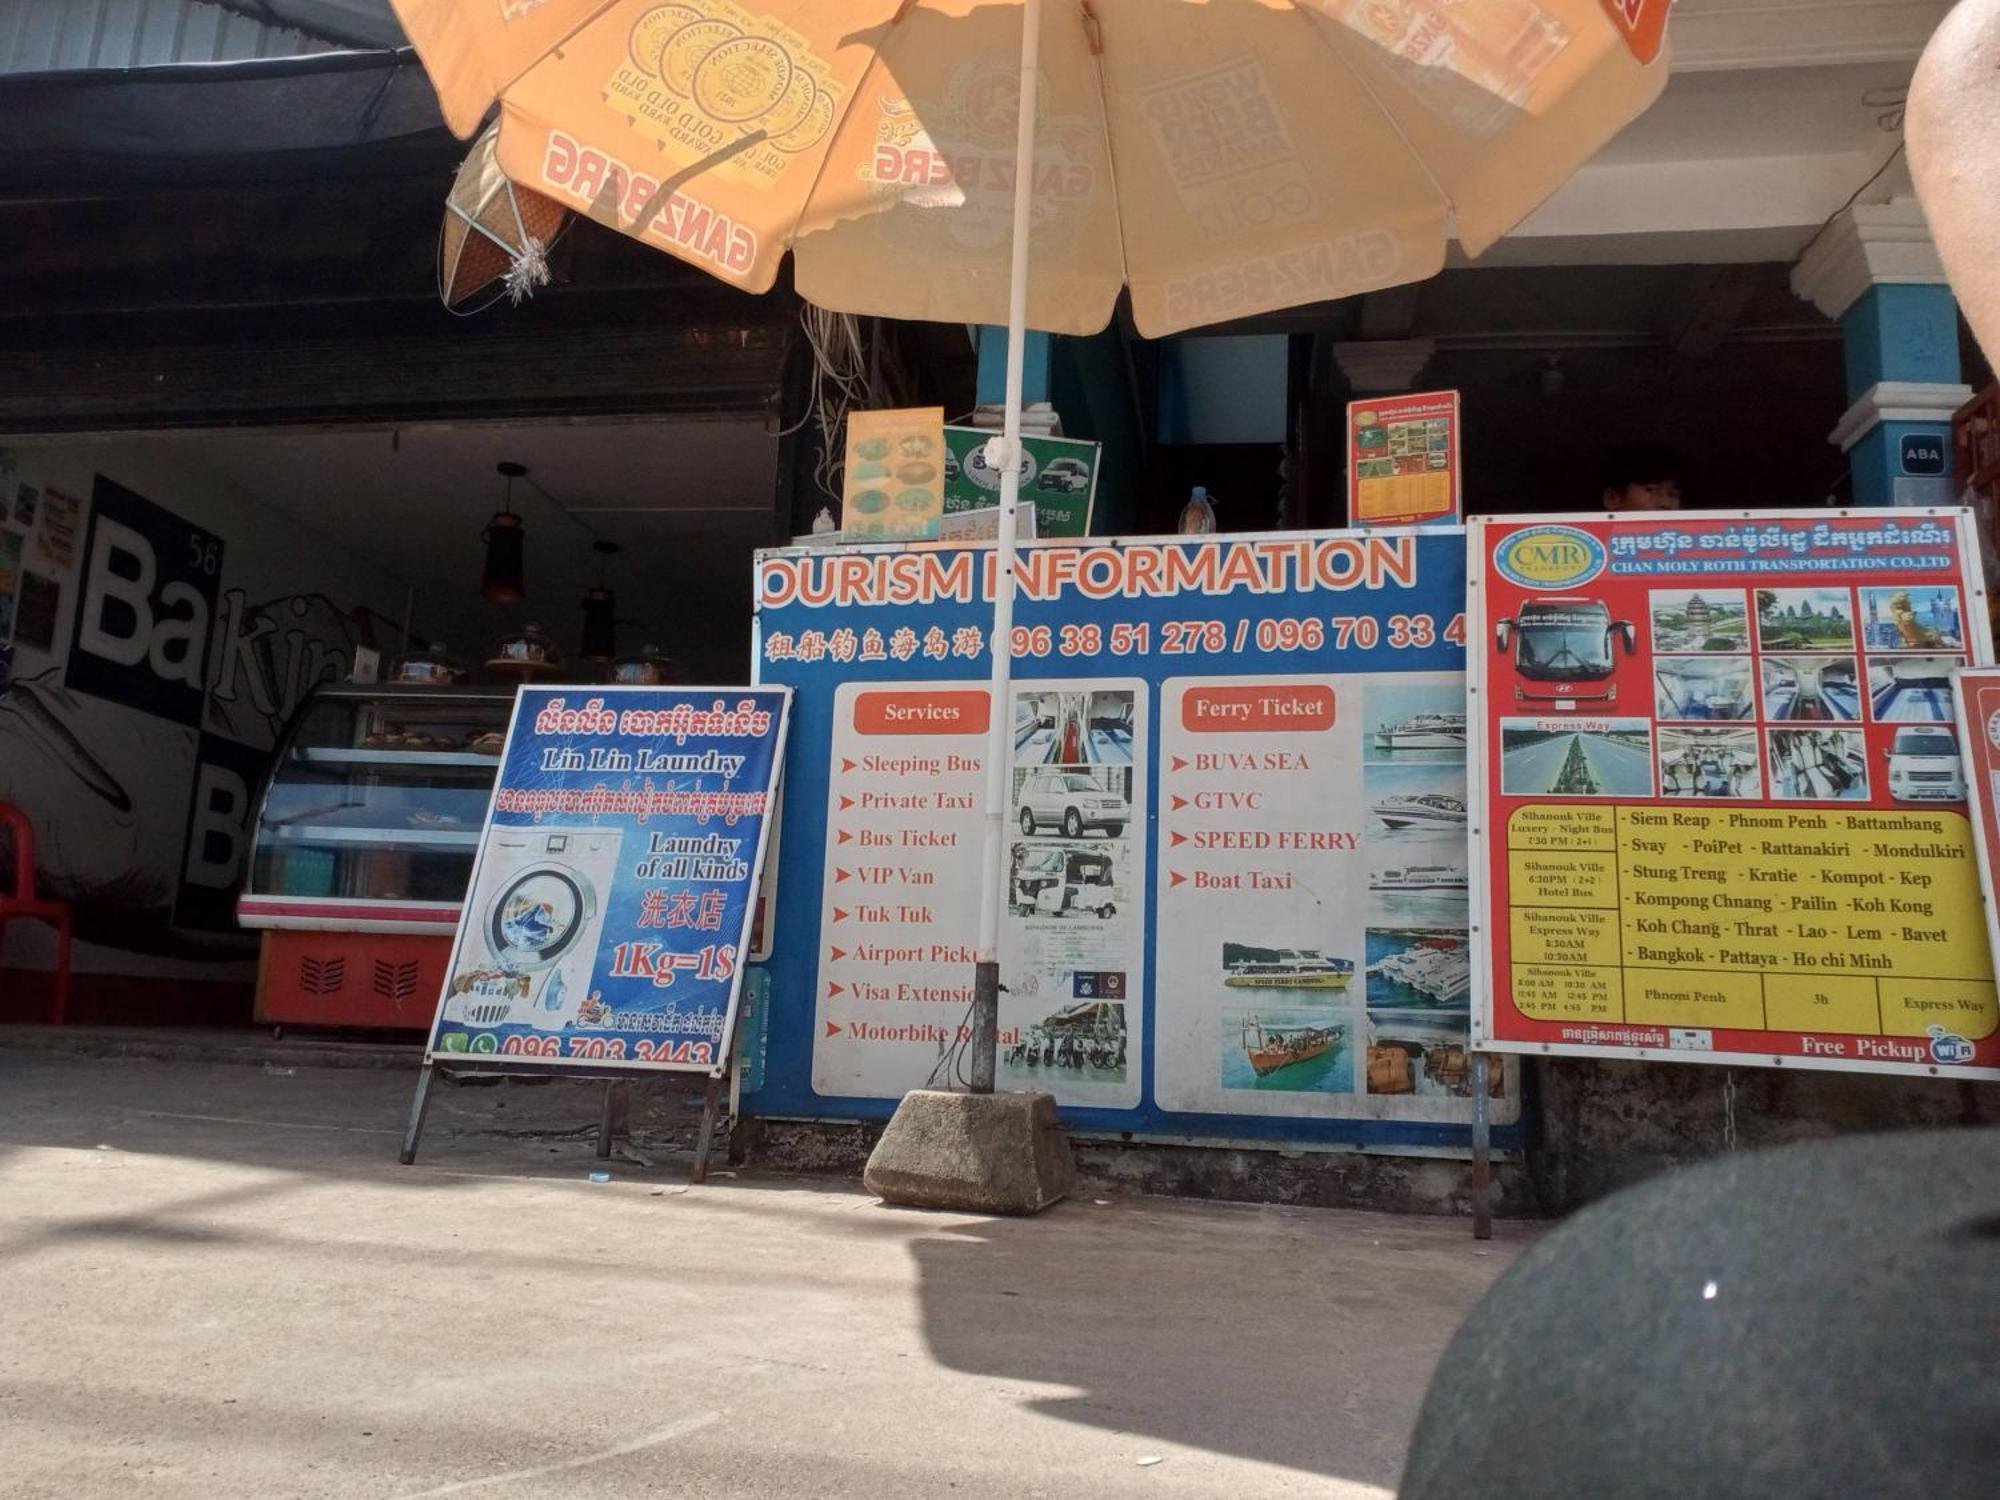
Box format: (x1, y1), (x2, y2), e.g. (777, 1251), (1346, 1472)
(480, 461), (528, 604)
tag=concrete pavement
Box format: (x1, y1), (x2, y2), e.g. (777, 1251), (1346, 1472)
(0, 1050), (1531, 1498)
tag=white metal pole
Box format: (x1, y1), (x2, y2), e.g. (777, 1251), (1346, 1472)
(969, 0), (1042, 1094)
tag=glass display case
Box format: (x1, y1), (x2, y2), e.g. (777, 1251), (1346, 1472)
(238, 685), (515, 1029)
(241, 685), (514, 928)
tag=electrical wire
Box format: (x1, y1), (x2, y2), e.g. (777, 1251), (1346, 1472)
(926, 995), (979, 1091)
(1794, 142), (1908, 269)
(1791, 82), (1913, 270)
(778, 303), (876, 504)
(1862, 86), (1909, 134)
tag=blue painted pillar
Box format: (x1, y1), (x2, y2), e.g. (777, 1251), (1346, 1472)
(1793, 200), (1969, 507)
(975, 326), (1052, 407)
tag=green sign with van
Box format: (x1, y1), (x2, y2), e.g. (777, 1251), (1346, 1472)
(941, 426), (1099, 537)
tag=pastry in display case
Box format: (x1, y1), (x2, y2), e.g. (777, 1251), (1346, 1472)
(485, 622), (565, 682)
(237, 684), (514, 1030)
(610, 644), (676, 685)
(390, 642), (470, 686)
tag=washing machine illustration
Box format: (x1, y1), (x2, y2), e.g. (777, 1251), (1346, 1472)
(444, 827), (623, 1031)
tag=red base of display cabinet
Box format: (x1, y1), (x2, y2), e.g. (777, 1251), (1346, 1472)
(254, 930), (451, 1030)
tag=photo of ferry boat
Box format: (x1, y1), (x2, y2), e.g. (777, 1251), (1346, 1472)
(1219, 1009), (1352, 1094)
(1364, 682), (1468, 764)
(1222, 944), (1354, 990)
(1366, 929), (1472, 1010)
(1374, 712), (1466, 752)
(1370, 864), (1468, 893)
(1242, 1018), (1338, 1076)
(1367, 860), (1471, 928)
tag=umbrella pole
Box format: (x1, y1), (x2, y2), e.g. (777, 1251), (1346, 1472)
(969, 0), (1043, 1094)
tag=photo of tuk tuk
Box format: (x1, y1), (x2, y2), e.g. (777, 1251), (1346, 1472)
(1009, 845), (1119, 919)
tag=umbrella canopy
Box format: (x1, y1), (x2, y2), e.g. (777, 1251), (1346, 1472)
(391, 0), (1669, 337)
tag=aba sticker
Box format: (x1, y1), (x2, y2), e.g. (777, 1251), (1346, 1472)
(1926, 1024), (1976, 1066)
(1494, 525), (1607, 590)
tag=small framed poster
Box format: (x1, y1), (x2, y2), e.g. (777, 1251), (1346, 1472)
(1347, 390), (1460, 529)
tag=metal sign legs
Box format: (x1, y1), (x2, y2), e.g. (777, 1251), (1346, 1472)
(398, 1061), (731, 1183)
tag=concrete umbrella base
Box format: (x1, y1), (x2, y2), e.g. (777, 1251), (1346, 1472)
(863, 1089), (1074, 1215)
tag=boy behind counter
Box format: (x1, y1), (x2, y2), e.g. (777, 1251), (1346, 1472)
(1599, 441), (1687, 512)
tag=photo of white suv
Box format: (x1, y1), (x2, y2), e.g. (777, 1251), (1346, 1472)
(1017, 769), (1129, 839)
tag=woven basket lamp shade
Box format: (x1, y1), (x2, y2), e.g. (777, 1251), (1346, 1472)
(439, 123), (570, 311)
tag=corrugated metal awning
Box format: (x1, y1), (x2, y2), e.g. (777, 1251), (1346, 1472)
(0, 0), (405, 73)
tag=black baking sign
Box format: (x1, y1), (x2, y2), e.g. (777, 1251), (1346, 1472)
(65, 477), (225, 728)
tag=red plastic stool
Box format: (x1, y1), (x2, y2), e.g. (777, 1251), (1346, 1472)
(0, 801), (72, 1024)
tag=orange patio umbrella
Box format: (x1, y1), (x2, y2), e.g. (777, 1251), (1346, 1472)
(394, 0), (1667, 337)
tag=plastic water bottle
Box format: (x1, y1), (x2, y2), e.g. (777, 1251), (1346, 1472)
(1178, 485), (1217, 535)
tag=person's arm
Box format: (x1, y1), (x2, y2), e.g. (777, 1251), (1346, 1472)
(1910, 0), (2000, 358)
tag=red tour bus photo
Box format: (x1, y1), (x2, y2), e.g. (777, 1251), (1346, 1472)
(1492, 596), (1638, 708)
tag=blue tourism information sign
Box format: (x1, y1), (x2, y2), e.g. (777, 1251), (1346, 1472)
(752, 530), (1526, 1151)
(423, 686), (790, 1075)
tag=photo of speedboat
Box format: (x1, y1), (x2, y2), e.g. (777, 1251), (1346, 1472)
(1370, 792), (1467, 829)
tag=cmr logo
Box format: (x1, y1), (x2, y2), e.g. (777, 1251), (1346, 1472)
(66, 476), (224, 729)
(1493, 525), (1607, 590)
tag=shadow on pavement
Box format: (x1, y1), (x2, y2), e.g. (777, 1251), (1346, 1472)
(0, 1046), (1518, 1493)
(902, 1194), (1515, 1490)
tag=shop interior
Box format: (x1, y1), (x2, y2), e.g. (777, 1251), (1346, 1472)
(155, 417), (784, 686)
